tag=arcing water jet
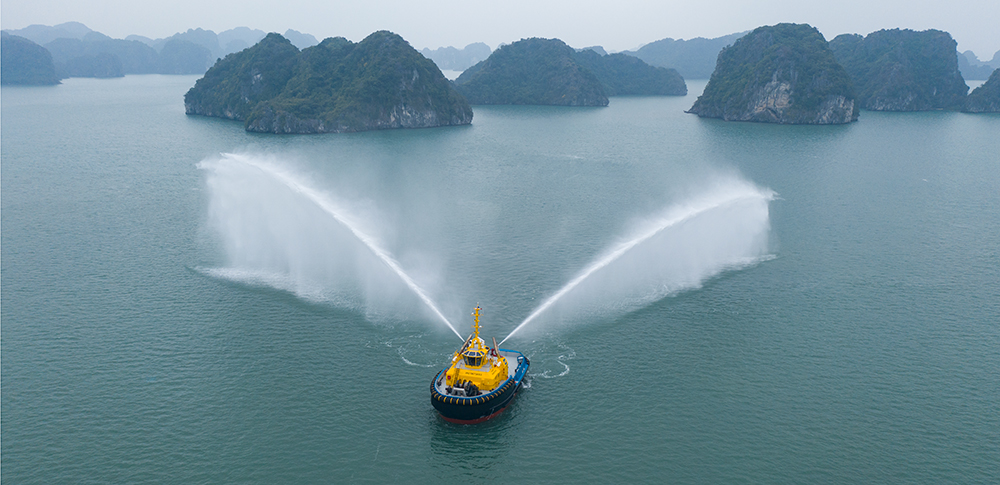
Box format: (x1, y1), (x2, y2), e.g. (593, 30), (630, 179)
(200, 152), (462, 339)
(501, 179), (774, 344)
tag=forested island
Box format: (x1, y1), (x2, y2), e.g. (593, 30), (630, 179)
(454, 37), (685, 106)
(454, 38), (608, 106)
(184, 31), (473, 134)
(1, 32), (60, 85)
(687, 23), (857, 124)
(963, 69), (1000, 112)
(572, 49), (686, 96)
(829, 29), (968, 111)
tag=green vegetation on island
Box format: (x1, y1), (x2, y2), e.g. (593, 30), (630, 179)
(183, 33), (299, 121)
(185, 31), (473, 134)
(572, 49), (687, 96)
(829, 29), (968, 111)
(454, 38), (685, 105)
(963, 68), (1000, 113)
(688, 23), (857, 124)
(1, 32), (60, 85)
(455, 38), (608, 106)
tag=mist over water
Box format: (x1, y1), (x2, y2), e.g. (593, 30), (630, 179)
(200, 152), (773, 344)
(503, 178), (774, 343)
(199, 152), (461, 337)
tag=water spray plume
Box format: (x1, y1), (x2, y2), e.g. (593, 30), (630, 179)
(500, 181), (774, 345)
(208, 153), (463, 340)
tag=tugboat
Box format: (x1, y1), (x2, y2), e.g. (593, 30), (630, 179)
(430, 306), (529, 424)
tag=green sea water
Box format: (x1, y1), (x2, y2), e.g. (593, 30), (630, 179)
(3, 76), (998, 483)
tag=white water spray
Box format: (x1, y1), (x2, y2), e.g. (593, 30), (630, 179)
(200, 153), (462, 339)
(501, 179), (775, 345)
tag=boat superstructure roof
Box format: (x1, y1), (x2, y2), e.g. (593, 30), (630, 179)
(433, 349), (523, 394)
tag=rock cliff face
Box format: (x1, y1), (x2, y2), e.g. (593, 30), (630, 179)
(455, 38), (609, 106)
(688, 24), (857, 124)
(185, 31), (472, 134)
(963, 69), (1000, 113)
(829, 29), (968, 111)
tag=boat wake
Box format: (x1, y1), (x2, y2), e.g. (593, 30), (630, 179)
(524, 339), (576, 379)
(367, 335), (441, 368)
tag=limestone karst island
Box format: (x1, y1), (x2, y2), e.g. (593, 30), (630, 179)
(184, 31), (473, 134)
(687, 23), (858, 124)
(4, 21), (997, 126)
(454, 37), (686, 106)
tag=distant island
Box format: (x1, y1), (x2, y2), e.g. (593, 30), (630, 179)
(420, 43), (492, 71)
(687, 23), (857, 124)
(572, 49), (686, 96)
(627, 32), (747, 79)
(453, 38), (686, 106)
(1, 32), (60, 85)
(184, 31), (473, 134)
(1, 23), (324, 79)
(963, 69), (1000, 113)
(455, 38), (608, 106)
(958, 50), (999, 80)
(829, 29), (968, 111)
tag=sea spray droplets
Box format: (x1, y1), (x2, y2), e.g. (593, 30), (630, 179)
(501, 179), (775, 344)
(200, 153), (463, 339)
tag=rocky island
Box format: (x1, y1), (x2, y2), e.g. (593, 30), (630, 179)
(688, 24), (857, 124)
(184, 31), (473, 134)
(454, 38), (609, 106)
(829, 29), (967, 111)
(454, 38), (686, 105)
(1, 32), (60, 85)
(572, 49), (687, 96)
(963, 69), (1000, 113)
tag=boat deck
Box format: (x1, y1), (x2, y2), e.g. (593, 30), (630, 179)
(433, 349), (525, 395)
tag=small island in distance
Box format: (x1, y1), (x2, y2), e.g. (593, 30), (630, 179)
(184, 31), (472, 134)
(454, 37), (686, 106)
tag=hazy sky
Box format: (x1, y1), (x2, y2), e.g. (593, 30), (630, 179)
(3, 0), (998, 58)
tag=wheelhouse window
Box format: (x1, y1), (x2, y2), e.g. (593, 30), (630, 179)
(464, 352), (483, 367)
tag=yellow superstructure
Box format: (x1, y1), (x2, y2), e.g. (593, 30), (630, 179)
(444, 306), (509, 392)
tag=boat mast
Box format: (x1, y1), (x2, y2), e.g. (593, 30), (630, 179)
(472, 305), (481, 341)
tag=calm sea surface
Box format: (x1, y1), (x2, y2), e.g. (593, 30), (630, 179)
(3, 76), (998, 483)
